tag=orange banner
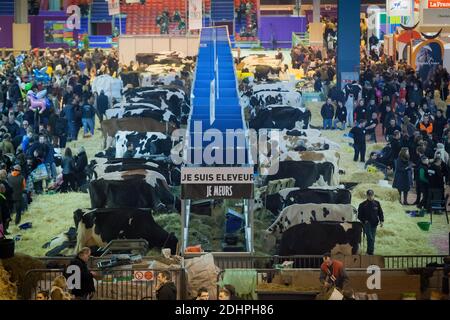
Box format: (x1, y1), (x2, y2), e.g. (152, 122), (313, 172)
(428, 0), (450, 8)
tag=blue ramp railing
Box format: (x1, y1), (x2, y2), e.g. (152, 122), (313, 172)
(187, 26), (249, 166)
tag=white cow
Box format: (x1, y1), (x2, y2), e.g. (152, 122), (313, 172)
(267, 203), (357, 236)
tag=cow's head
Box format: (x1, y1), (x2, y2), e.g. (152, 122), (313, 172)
(73, 209), (85, 230)
(73, 209), (95, 230)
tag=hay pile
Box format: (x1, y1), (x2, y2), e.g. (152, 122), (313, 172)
(10, 192), (90, 257)
(350, 182), (448, 255)
(352, 183), (400, 202)
(154, 212), (225, 251)
(0, 263), (17, 300)
(1, 254), (45, 299)
(10, 119), (101, 257)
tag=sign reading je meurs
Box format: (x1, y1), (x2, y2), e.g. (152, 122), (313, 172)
(181, 167), (254, 199)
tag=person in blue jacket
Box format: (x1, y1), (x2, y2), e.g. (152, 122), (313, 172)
(61, 97), (76, 141)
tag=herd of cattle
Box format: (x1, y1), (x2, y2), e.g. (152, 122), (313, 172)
(73, 81), (193, 255)
(121, 51), (195, 89)
(43, 52), (198, 256)
(43, 52), (365, 258)
(240, 77), (363, 256)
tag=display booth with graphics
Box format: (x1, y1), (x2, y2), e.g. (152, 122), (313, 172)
(412, 39), (445, 87)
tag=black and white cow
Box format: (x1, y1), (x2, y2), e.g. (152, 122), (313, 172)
(73, 208), (178, 254)
(114, 131), (173, 158)
(267, 203), (357, 235)
(278, 221), (363, 256)
(268, 130), (340, 152)
(136, 51), (194, 71)
(249, 106), (311, 131)
(120, 71), (141, 88)
(105, 104), (180, 127)
(250, 92), (302, 109)
(257, 187), (352, 215)
(241, 82), (302, 108)
(106, 102), (161, 118)
(88, 157), (181, 186)
(260, 150), (340, 187)
(88, 169), (181, 212)
(264, 160), (336, 189)
(123, 86), (190, 118)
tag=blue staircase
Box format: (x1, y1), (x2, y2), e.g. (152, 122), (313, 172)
(91, 0), (111, 23)
(211, 0), (234, 23)
(188, 27), (248, 165)
(0, 0), (14, 16)
(114, 16), (127, 34)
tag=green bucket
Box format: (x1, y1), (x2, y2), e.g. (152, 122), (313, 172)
(417, 222), (431, 231)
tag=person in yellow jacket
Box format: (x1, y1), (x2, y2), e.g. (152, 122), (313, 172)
(46, 63), (53, 78)
(237, 68), (254, 81)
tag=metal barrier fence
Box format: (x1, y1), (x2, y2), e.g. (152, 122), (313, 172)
(23, 268), (184, 300)
(198, 253), (448, 270)
(37, 254), (448, 271)
(211, 254), (324, 269)
(383, 255), (446, 269)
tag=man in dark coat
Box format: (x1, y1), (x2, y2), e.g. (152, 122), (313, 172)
(156, 271), (177, 300)
(350, 119), (367, 162)
(5, 115), (20, 139)
(96, 90), (109, 122)
(0, 170), (13, 228)
(74, 147), (88, 188)
(433, 109), (447, 142)
(64, 247), (96, 300)
(54, 115), (68, 148)
(0, 183), (11, 235)
(61, 99), (76, 141)
(428, 156), (448, 208)
(321, 98), (334, 130)
(7, 165), (26, 225)
(7, 78), (21, 108)
(357, 189), (384, 255)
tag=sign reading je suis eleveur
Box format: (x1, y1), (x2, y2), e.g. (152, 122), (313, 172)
(181, 167), (254, 199)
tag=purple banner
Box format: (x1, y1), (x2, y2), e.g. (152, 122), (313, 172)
(258, 16), (307, 49)
(29, 14), (72, 49)
(0, 16), (14, 48)
(304, 9), (337, 23)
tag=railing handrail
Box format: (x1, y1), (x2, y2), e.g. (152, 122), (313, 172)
(36, 253), (447, 260)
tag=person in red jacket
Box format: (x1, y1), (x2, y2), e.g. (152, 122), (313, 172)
(319, 253), (350, 290)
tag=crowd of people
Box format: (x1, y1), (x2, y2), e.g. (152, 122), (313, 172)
(0, 47), (120, 235)
(320, 41), (450, 213)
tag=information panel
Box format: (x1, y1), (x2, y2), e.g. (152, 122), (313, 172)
(181, 167), (254, 199)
